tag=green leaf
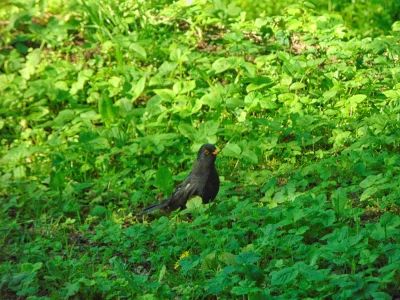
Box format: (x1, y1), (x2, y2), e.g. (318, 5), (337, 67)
(200, 93), (222, 108)
(132, 75), (146, 101)
(235, 252), (260, 264)
(243, 62), (256, 76)
(223, 31), (244, 42)
(360, 186), (378, 201)
(20, 49), (41, 80)
(222, 143), (241, 158)
(212, 57), (233, 73)
(218, 252), (236, 265)
(242, 149), (258, 163)
(201, 252), (216, 272)
(178, 123), (197, 140)
(369, 223), (385, 240)
(392, 21), (400, 31)
(348, 94), (367, 105)
(158, 265), (166, 282)
(99, 96), (116, 125)
(201, 120), (219, 136)
(130, 43), (147, 59)
(332, 187), (347, 214)
(271, 267), (298, 286)
(290, 82), (306, 90)
(360, 174), (382, 188)
(173, 80), (196, 95)
(323, 89), (337, 100)
(380, 213), (400, 228)
(50, 169), (65, 190)
(155, 166), (173, 194)
(185, 196), (206, 213)
(64, 282), (80, 297)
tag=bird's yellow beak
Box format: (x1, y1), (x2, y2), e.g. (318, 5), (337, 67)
(212, 149), (220, 155)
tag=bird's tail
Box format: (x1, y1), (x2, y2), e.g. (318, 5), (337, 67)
(139, 200), (169, 215)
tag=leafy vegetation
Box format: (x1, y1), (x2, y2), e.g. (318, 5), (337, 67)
(1, 0), (400, 298)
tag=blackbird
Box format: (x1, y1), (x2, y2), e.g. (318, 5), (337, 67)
(141, 144), (220, 214)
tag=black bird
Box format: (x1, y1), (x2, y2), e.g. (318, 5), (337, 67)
(141, 144), (220, 214)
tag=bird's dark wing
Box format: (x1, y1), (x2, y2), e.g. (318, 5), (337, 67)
(166, 176), (199, 210)
(139, 175), (199, 215)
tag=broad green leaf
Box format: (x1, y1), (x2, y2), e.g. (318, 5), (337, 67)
(130, 43), (147, 59)
(158, 265), (167, 282)
(178, 123), (197, 140)
(115, 98), (132, 114)
(323, 89), (337, 100)
(277, 51), (290, 62)
(243, 62), (256, 76)
(380, 213), (400, 228)
(369, 223), (385, 240)
(173, 80), (196, 95)
(201, 252), (216, 272)
(79, 277), (95, 286)
(0, 144), (29, 166)
(218, 252), (236, 265)
(354, 163), (366, 176)
(360, 174), (382, 188)
(200, 120), (219, 136)
(50, 169), (65, 190)
(186, 196), (206, 214)
(155, 166), (173, 194)
(86, 137), (110, 150)
(223, 32), (244, 42)
(242, 149), (258, 163)
(360, 186), (378, 201)
(226, 98), (245, 108)
(70, 69), (94, 95)
(332, 187), (347, 214)
(294, 115), (314, 128)
(20, 49), (40, 80)
(392, 21), (400, 31)
(157, 61), (178, 76)
(212, 57), (233, 73)
(235, 252), (260, 264)
(222, 143), (241, 158)
(13, 165), (26, 179)
(64, 282), (80, 297)
(132, 75), (146, 101)
(200, 93), (222, 108)
(99, 96), (116, 125)
(348, 94), (367, 105)
(271, 267), (298, 285)
(153, 89), (175, 102)
(108, 76), (121, 88)
(290, 82), (306, 90)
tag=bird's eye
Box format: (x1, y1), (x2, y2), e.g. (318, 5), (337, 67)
(204, 150), (210, 155)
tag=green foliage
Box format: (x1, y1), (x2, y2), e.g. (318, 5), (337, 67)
(1, 0), (400, 298)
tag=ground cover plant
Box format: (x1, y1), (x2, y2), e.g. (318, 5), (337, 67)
(0, 0), (400, 298)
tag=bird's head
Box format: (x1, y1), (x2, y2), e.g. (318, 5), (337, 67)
(197, 144), (219, 163)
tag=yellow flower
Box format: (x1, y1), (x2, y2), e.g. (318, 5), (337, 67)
(174, 251), (190, 269)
